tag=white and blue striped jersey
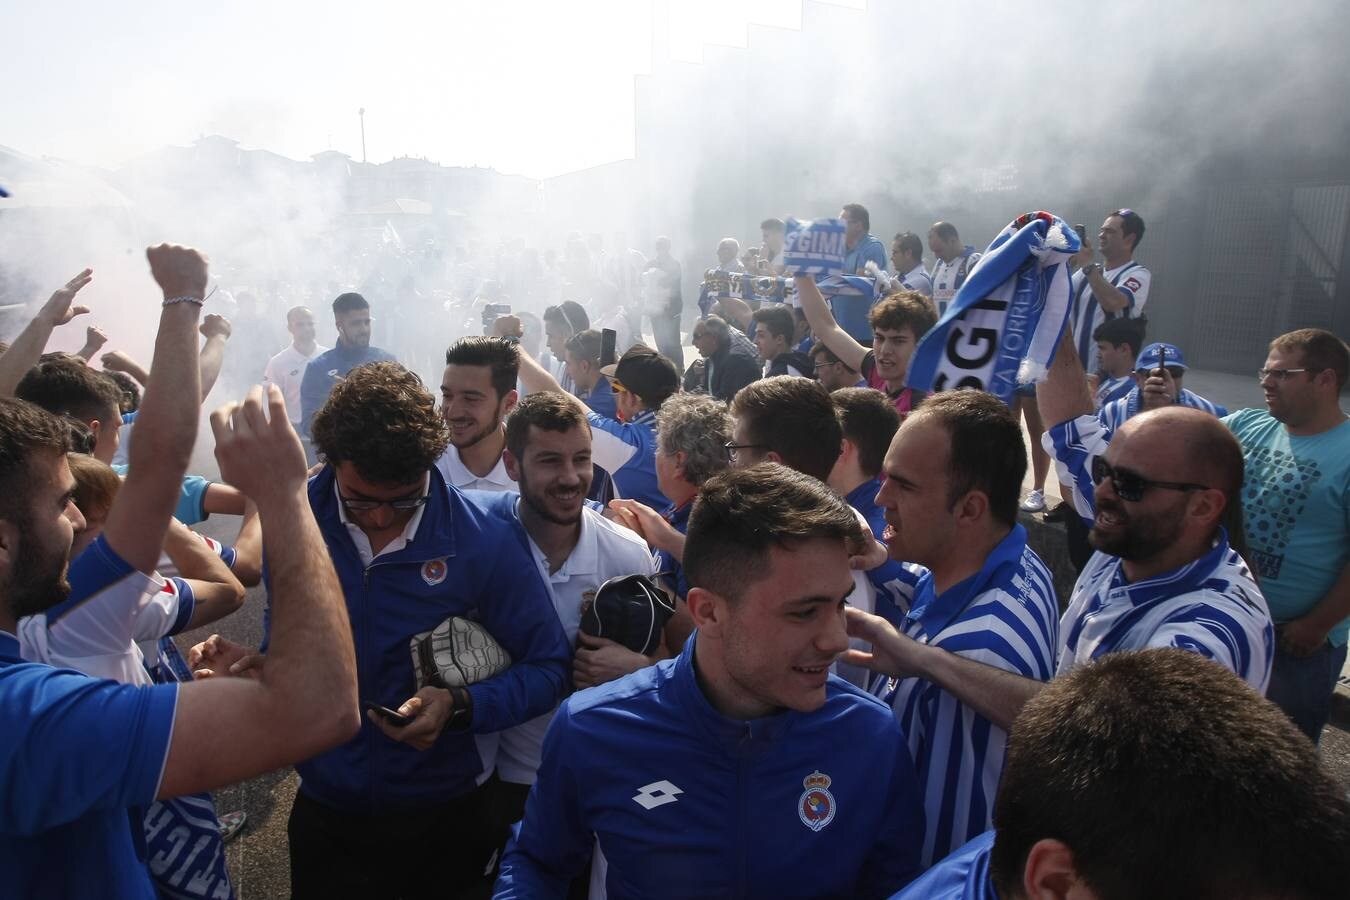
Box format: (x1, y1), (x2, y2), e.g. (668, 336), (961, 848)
(1044, 415), (1274, 692)
(867, 526), (1059, 867)
(1093, 374), (1134, 409)
(1097, 387), (1229, 431)
(1070, 262), (1150, 374)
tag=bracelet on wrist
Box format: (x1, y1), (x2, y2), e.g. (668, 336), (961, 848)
(162, 295), (205, 308)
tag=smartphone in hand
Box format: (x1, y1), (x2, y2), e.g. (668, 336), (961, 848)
(362, 700), (414, 728)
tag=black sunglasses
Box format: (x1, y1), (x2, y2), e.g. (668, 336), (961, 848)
(1091, 457), (1209, 503)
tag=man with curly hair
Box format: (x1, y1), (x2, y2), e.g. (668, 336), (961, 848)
(269, 360), (570, 900)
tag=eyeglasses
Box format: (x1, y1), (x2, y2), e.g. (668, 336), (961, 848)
(1091, 457), (1209, 503)
(813, 361), (838, 371)
(339, 494), (429, 512)
(725, 441), (768, 461)
(1257, 368), (1310, 382)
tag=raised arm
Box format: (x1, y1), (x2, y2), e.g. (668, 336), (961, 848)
(100, 349), (151, 387)
(198, 314), (231, 402)
(158, 384), (359, 799)
(794, 275), (868, 373)
(1035, 329), (1095, 428)
(76, 326), (108, 362)
(101, 245), (207, 574)
(0, 269), (93, 396)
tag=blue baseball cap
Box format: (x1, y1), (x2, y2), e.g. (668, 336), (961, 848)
(1135, 342), (1187, 372)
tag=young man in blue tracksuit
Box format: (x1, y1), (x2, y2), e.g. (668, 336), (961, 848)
(261, 361), (570, 899)
(494, 463), (925, 899)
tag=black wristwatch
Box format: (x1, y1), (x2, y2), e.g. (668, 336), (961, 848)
(1083, 263), (1101, 279)
(446, 686), (473, 731)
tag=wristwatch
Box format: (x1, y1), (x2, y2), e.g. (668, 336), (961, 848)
(446, 686), (473, 731)
(1083, 263), (1101, 279)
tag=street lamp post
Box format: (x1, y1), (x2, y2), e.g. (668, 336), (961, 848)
(358, 108), (367, 163)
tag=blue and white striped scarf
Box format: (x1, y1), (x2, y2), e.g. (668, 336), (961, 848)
(906, 212), (1080, 406)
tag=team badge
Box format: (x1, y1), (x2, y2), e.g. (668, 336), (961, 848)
(578, 589), (598, 621)
(797, 770), (836, 832)
(421, 558), (448, 586)
(1123, 277), (1142, 292)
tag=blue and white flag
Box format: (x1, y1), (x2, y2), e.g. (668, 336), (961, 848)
(782, 217), (846, 276)
(815, 274), (879, 303)
(905, 211), (1080, 406)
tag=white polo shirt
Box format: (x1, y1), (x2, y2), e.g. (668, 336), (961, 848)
(335, 474), (429, 567)
(263, 342), (327, 425)
(435, 444), (514, 493)
(497, 502), (657, 784)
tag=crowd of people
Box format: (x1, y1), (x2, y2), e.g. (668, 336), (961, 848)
(0, 196), (1348, 900)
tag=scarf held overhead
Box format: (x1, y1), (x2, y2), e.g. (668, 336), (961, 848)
(905, 211), (1080, 406)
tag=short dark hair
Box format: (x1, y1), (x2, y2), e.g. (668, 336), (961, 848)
(1093, 316), (1147, 359)
(16, 358), (122, 424)
(991, 649), (1350, 900)
(564, 329), (603, 366)
(684, 463), (865, 601)
(808, 341), (845, 367)
(891, 231), (923, 262)
(0, 398), (71, 522)
(840, 203), (870, 232)
(760, 217), (785, 233)
(444, 336), (519, 400)
(1112, 208), (1146, 251)
(832, 388), (900, 479)
(505, 391), (589, 461)
(750, 305), (794, 342)
(930, 221), (959, 242)
(869, 291), (937, 338)
(105, 371), (141, 414)
(311, 361), (448, 485)
(332, 292), (369, 316)
(1270, 327), (1350, 391)
(731, 376), (842, 482)
(909, 390), (1026, 526)
(544, 301), (589, 336)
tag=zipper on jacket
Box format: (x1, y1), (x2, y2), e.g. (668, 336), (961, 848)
(736, 722), (752, 898)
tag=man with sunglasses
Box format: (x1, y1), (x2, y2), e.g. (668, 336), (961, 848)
(1224, 328), (1350, 743)
(272, 360), (570, 899)
(843, 334), (1272, 740)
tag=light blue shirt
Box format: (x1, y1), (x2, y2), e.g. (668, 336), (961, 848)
(1224, 409), (1350, 645)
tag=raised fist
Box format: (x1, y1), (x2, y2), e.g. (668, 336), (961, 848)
(146, 243), (209, 301)
(200, 314), (232, 340)
(84, 326), (108, 349)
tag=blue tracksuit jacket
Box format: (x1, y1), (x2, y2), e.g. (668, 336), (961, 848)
(264, 464), (570, 812)
(494, 635), (925, 898)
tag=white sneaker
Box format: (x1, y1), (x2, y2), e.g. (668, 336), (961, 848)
(1019, 489), (1046, 513)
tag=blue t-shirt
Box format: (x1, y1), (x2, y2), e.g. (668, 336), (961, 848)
(110, 465), (211, 526)
(1224, 409), (1350, 645)
(582, 375), (617, 420)
(654, 500), (693, 601)
(836, 234), (888, 342)
(300, 343), (396, 436)
(0, 632), (178, 899)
